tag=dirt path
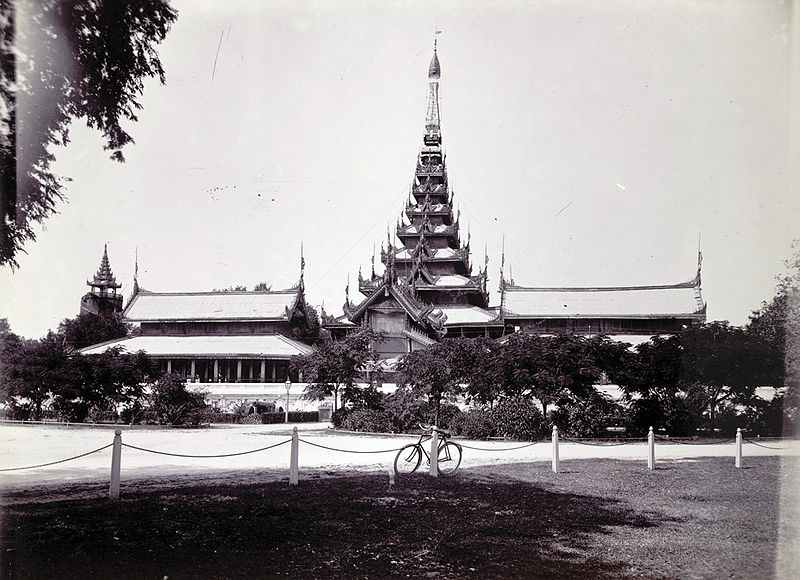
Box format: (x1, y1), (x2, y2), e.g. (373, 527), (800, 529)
(2, 423), (797, 492)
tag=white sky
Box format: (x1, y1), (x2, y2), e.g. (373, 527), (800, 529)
(2, 0), (799, 339)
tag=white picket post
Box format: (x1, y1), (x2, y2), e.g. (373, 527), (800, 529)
(109, 429), (122, 499)
(429, 429), (439, 477)
(735, 427), (742, 468)
(551, 426), (560, 474)
(289, 426), (299, 486)
(647, 426), (655, 470)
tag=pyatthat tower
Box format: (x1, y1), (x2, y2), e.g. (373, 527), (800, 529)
(338, 42), (503, 359)
(80, 244), (124, 316)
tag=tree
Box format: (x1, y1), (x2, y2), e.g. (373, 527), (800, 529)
(394, 338), (479, 425)
(253, 281), (272, 291)
(59, 312), (129, 349)
(499, 333), (601, 416)
(680, 322), (773, 429)
(0, 330), (75, 419)
(291, 327), (378, 411)
(213, 285), (248, 292)
(147, 373), (207, 425)
(3, 0), (178, 267)
(291, 303), (321, 346)
(52, 348), (156, 422)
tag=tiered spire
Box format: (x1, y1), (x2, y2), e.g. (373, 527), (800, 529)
(351, 40), (488, 312)
(88, 244), (121, 291)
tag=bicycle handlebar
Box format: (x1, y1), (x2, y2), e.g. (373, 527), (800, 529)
(419, 424), (451, 438)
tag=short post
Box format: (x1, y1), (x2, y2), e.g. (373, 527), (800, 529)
(289, 426), (299, 485)
(109, 429), (122, 499)
(735, 427), (742, 468)
(647, 426), (655, 470)
(388, 464), (395, 487)
(429, 428), (439, 477)
(551, 426), (560, 474)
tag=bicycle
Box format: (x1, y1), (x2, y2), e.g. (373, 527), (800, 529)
(394, 424), (462, 476)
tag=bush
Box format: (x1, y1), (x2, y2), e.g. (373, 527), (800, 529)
(340, 408), (397, 433)
(148, 374), (207, 426)
(448, 408), (494, 439)
(550, 396), (624, 438)
(492, 397), (547, 440)
(331, 407), (351, 428)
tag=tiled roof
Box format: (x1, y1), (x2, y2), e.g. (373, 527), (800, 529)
(502, 282), (705, 319)
(79, 334), (312, 358)
(124, 290), (299, 322)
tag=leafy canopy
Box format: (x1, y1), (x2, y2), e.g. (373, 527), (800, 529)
(2, 0), (178, 267)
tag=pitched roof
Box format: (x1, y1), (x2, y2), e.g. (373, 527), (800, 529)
(78, 333), (312, 358)
(502, 281), (706, 320)
(123, 290), (301, 322)
(439, 305), (502, 326)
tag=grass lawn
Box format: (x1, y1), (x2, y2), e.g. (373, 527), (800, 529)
(1, 457), (795, 579)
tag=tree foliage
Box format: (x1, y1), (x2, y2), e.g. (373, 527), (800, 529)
(0, 321), (155, 421)
(58, 312), (129, 349)
(147, 372), (207, 426)
(395, 338), (483, 425)
(291, 327), (379, 411)
(3, 0), (178, 267)
(498, 333), (601, 415)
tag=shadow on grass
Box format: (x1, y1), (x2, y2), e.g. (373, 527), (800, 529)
(1, 470), (656, 580)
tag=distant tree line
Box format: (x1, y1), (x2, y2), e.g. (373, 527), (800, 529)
(0, 314), (206, 425)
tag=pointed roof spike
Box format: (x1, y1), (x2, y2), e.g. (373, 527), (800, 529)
(132, 246), (140, 295)
(88, 244), (121, 289)
(372, 242), (376, 278)
(500, 234), (506, 287)
(696, 233), (703, 286)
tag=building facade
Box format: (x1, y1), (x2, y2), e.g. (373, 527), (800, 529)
(80, 256), (317, 409)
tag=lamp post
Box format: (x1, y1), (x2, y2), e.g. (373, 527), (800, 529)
(284, 378), (291, 423)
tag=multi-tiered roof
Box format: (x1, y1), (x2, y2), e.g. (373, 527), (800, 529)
(342, 43), (496, 340)
(80, 245), (124, 316)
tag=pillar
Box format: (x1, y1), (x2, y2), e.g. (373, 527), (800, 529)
(213, 359), (219, 382)
(236, 360), (242, 383)
(260, 359), (266, 382)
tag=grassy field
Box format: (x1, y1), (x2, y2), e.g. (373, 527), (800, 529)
(1, 456), (796, 579)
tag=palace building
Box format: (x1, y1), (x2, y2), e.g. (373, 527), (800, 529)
(324, 43), (706, 354)
(80, 254), (316, 408)
(80, 42), (706, 401)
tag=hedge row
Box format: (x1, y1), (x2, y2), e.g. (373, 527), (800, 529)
(202, 411), (321, 424)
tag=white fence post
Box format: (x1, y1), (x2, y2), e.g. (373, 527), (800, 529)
(735, 427), (742, 468)
(551, 426), (560, 474)
(109, 429), (122, 499)
(647, 426), (655, 470)
(429, 429), (439, 477)
(289, 426), (299, 486)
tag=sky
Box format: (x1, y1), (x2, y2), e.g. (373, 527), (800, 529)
(2, 0), (798, 339)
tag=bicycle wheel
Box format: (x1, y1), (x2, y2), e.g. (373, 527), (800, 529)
(436, 441), (462, 475)
(394, 444), (422, 476)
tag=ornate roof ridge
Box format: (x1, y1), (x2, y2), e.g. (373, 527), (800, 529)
(504, 280), (699, 292)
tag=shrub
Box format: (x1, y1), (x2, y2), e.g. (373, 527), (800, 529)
(340, 408), (397, 433)
(331, 407), (351, 428)
(551, 396), (625, 438)
(492, 397), (547, 440)
(148, 373), (207, 426)
(448, 408), (494, 439)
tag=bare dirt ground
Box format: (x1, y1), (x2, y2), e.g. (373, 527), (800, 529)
(1, 422), (797, 491)
(1, 423), (799, 579)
